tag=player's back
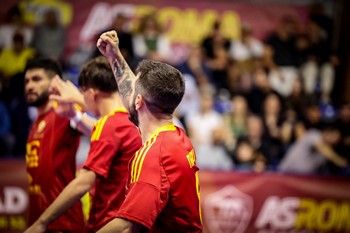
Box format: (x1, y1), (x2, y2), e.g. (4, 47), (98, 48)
(151, 126), (202, 232)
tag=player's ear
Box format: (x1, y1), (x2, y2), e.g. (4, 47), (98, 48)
(85, 88), (96, 101)
(135, 94), (143, 111)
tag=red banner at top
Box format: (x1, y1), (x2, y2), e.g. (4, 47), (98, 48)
(1, 0), (309, 61)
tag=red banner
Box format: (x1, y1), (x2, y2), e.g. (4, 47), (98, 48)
(0, 160), (28, 233)
(200, 171), (350, 233)
(1, 0), (309, 63)
(1, 160), (350, 233)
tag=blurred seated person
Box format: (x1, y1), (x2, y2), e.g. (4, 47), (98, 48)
(92, 14), (134, 66)
(237, 114), (282, 170)
(0, 31), (35, 85)
(177, 44), (212, 86)
(223, 95), (249, 141)
(0, 5), (33, 50)
(175, 74), (201, 125)
(185, 86), (233, 170)
(244, 67), (272, 115)
(132, 13), (171, 62)
(233, 139), (266, 172)
(0, 78), (14, 156)
(280, 105), (305, 153)
(279, 123), (348, 175)
(285, 78), (309, 119)
(302, 98), (323, 130)
(32, 8), (65, 60)
(300, 18), (337, 103)
(264, 15), (298, 69)
(201, 20), (230, 90)
(334, 102), (350, 158)
(229, 23), (264, 71)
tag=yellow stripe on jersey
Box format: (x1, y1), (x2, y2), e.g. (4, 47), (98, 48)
(134, 137), (156, 182)
(90, 120), (100, 142)
(130, 137), (157, 183)
(130, 123), (176, 183)
(131, 139), (152, 183)
(90, 107), (127, 142)
(91, 116), (108, 141)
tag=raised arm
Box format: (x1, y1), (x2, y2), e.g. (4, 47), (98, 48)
(96, 30), (136, 106)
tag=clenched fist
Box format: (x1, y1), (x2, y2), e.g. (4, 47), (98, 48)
(97, 30), (120, 61)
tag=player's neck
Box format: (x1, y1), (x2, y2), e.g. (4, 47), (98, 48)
(36, 102), (51, 116)
(139, 113), (173, 143)
(98, 93), (124, 116)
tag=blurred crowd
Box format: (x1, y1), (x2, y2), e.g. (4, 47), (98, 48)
(0, 4), (349, 176)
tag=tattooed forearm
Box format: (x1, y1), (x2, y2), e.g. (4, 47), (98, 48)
(111, 55), (136, 104)
(112, 57), (125, 78)
(118, 73), (133, 101)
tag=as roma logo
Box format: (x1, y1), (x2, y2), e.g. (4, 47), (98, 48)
(204, 185), (253, 233)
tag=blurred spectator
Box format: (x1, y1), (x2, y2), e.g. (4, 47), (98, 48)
(201, 20), (231, 90)
(308, 3), (333, 47)
(132, 13), (171, 62)
(261, 93), (284, 166)
(0, 5), (33, 50)
(264, 15), (298, 68)
(32, 8), (66, 60)
(268, 67), (299, 97)
(224, 95), (249, 139)
(302, 99), (323, 130)
(285, 77), (309, 118)
(280, 106), (305, 153)
(244, 68), (272, 115)
(92, 14), (134, 66)
(177, 44), (212, 86)
(0, 31), (35, 84)
(185, 87), (233, 170)
(335, 102), (350, 156)
(233, 139), (266, 172)
(237, 115), (276, 169)
(176, 74), (201, 126)
(229, 23), (264, 71)
(0, 78), (14, 156)
(222, 95), (249, 156)
(279, 124), (348, 175)
(300, 18), (336, 103)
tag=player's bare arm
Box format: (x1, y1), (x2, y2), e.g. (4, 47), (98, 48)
(97, 217), (143, 233)
(24, 169), (96, 233)
(97, 30), (136, 104)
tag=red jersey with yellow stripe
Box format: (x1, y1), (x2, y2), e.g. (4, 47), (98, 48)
(117, 124), (203, 233)
(26, 109), (84, 231)
(83, 107), (142, 232)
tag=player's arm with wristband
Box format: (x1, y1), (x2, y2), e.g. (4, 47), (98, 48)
(50, 76), (96, 136)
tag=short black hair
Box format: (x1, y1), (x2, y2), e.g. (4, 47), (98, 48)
(135, 60), (185, 116)
(78, 56), (118, 93)
(25, 57), (62, 78)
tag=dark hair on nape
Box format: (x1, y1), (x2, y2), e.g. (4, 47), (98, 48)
(135, 60), (185, 116)
(78, 56), (118, 93)
(25, 57), (63, 78)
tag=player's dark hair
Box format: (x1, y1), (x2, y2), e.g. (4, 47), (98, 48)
(25, 57), (63, 78)
(78, 56), (118, 93)
(135, 60), (185, 116)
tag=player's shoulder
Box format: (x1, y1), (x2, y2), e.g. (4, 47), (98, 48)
(151, 127), (193, 156)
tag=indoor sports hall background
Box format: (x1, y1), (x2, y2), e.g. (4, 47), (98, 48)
(0, 0), (350, 232)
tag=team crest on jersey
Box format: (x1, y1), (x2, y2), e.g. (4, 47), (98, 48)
(37, 120), (46, 133)
(204, 185), (253, 233)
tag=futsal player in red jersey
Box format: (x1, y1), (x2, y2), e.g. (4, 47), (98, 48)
(24, 58), (86, 232)
(25, 56), (142, 233)
(97, 31), (203, 233)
